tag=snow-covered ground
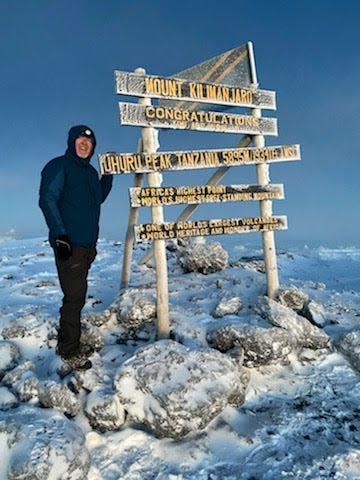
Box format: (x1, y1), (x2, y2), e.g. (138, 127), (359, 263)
(0, 235), (359, 480)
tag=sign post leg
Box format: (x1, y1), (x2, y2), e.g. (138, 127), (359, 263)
(138, 69), (170, 338)
(248, 42), (279, 298)
(120, 172), (143, 289)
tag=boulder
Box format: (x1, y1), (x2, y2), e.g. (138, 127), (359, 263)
(116, 288), (156, 329)
(0, 386), (18, 410)
(338, 330), (360, 371)
(80, 323), (105, 352)
(38, 381), (80, 417)
(255, 297), (330, 350)
(301, 300), (327, 327)
(207, 325), (293, 367)
(213, 297), (243, 318)
(114, 339), (249, 439)
(84, 388), (125, 432)
(0, 340), (21, 379)
(0, 406), (90, 480)
(2, 361), (39, 402)
(276, 287), (309, 312)
(177, 240), (228, 274)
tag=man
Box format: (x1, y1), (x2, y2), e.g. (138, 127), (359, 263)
(39, 125), (113, 370)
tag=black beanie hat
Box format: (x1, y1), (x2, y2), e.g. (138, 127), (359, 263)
(67, 125), (97, 157)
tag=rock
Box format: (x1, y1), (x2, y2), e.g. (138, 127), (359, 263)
(114, 340), (249, 439)
(116, 288), (156, 329)
(2, 360), (35, 386)
(207, 325), (293, 367)
(2, 322), (27, 339)
(2, 361), (40, 402)
(177, 240), (228, 274)
(84, 388), (125, 432)
(39, 381), (80, 417)
(255, 297), (330, 350)
(0, 340), (21, 379)
(83, 308), (113, 327)
(301, 300), (327, 327)
(0, 386), (18, 410)
(0, 406), (90, 480)
(276, 287), (309, 312)
(213, 297), (243, 318)
(80, 323), (105, 352)
(338, 330), (360, 371)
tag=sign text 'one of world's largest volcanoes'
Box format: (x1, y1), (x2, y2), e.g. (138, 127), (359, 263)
(134, 216), (288, 242)
(115, 70), (276, 110)
(119, 103), (278, 136)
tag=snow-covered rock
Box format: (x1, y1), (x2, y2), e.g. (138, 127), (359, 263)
(85, 387), (125, 432)
(302, 300), (328, 327)
(81, 323), (105, 352)
(114, 339), (249, 439)
(2, 361), (39, 402)
(338, 330), (360, 371)
(255, 297), (330, 350)
(213, 296), (243, 318)
(277, 287), (309, 311)
(207, 325), (293, 367)
(0, 340), (21, 379)
(0, 386), (18, 410)
(0, 406), (90, 480)
(83, 308), (113, 327)
(38, 381), (80, 417)
(177, 240), (228, 274)
(116, 288), (156, 329)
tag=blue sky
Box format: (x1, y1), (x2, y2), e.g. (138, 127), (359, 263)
(0, 0), (359, 247)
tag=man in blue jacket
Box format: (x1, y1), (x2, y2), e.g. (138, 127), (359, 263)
(39, 125), (113, 370)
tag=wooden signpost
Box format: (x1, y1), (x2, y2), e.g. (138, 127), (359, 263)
(101, 41), (301, 339)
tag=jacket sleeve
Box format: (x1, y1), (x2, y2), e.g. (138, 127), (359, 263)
(39, 160), (66, 237)
(100, 174), (113, 203)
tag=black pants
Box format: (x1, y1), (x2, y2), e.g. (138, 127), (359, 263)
(55, 246), (96, 357)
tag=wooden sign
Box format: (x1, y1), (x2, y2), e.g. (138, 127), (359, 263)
(134, 215), (288, 242)
(119, 102), (278, 136)
(130, 184), (284, 207)
(99, 144), (300, 175)
(115, 71), (276, 110)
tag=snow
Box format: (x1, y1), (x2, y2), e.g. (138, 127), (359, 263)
(0, 236), (360, 479)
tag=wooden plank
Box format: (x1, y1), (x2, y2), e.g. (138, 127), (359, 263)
(99, 144), (300, 175)
(129, 184), (284, 207)
(115, 70), (276, 110)
(134, 215), (288, 242)
(119, 102), (278, 136)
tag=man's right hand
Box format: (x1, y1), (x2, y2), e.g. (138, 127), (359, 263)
(55, 235), (72, 260)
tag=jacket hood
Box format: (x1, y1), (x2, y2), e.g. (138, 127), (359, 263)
(66, 125), (97, 160)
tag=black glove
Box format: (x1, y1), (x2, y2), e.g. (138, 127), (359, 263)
(55, 235), (72, 261)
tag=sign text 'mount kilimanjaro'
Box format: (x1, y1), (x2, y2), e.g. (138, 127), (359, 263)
(119, 103), (278, 136)
(99, 144), (300, 175)
(135, 216), (288, 242)
(115, 71), (276, 110)
(130, 184), (284, 207)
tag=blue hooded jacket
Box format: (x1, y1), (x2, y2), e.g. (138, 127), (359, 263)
(39, 125), (113, 247)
